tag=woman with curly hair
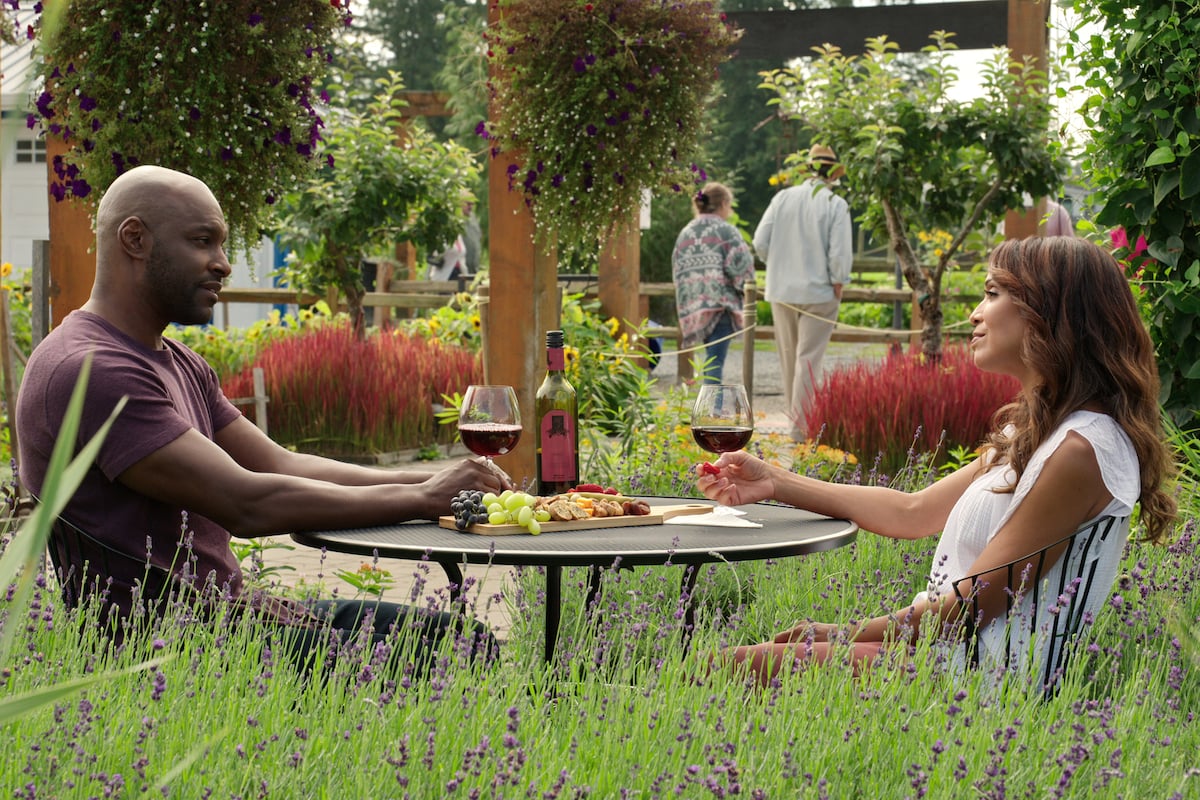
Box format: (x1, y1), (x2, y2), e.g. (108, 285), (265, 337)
(696, 236), (1177, 686)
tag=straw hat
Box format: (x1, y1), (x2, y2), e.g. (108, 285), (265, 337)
(810, 144), (844, 180)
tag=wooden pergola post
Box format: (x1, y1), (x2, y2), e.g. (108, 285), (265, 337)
(485, 2), (559, 489)
(1003, 0), (1052, 239)
(597, 212), (642, 337)
(45, 136), (96, 327)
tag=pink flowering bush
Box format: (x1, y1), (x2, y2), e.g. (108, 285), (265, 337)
(808, 344), (1020, 475)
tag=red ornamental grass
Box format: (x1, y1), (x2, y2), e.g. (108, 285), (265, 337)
(807, 345), (1020, 472)
(223, 323), (482, 456)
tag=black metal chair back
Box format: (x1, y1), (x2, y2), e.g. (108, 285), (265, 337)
(951, 515), (1125, 695)
(42, 508), (174, 615)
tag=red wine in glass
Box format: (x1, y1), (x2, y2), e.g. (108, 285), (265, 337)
(691, 425), (753, 453)
(459, 423), (522, 457)
(459, 385), (522, 462)
(691, 384), (754, 454)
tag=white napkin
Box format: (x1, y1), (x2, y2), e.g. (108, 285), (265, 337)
(664, 505), (762, 528)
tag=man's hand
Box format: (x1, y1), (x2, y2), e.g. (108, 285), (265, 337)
(419, 457), (514, 518)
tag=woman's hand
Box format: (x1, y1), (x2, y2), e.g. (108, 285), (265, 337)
(695, 450), (776, 506)
(772, 621), (842, 644)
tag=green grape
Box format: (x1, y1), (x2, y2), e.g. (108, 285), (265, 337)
(534, 509), (551, 523)
(504, 492), (527, 513)
(499, 489), (514, 504)
(488, 510), (509, 526)
(481, 492), (499, 506)
(487, 502), (504, 515)
(517, 506), (533, 527)
(528, 519), (541, 535)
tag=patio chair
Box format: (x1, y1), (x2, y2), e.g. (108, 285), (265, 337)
(39, 501), (177, 616)
(951, 515), (1126, 696)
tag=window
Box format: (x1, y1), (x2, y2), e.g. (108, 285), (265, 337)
(15, 139), (46, 164)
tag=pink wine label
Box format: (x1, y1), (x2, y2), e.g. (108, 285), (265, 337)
(547, 347), (566, 371)
(539, 410), (577, 481)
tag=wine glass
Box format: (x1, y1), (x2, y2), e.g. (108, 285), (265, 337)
(458, 385), (522, 462)
(691, 384), (754, 455)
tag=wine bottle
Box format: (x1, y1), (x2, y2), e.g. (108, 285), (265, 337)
(535, 330), (579, 496)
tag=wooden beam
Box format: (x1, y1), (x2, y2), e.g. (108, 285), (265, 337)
(45, 136), (96, 328)
(726, 1), (1009, 62)
(486, 2), (559, 489)
(598, 213), (642, 338)
(398, 90), (453, 118)
(1003, 0), (1052, 239)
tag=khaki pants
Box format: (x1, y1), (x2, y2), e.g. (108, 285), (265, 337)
(771, 299), (840, 440)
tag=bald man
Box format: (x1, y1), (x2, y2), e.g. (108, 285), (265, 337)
(17, 165), (505, 670)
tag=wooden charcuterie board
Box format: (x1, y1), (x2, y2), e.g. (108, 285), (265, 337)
(439, 503), (712, 535)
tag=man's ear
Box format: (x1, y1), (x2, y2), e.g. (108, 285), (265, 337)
(117, 216), (150, 258)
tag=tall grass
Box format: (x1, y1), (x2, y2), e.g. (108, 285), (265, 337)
(4, 512), (1197, 796)
(809, 345), (1020, 475)
(222, 322), (482, 456)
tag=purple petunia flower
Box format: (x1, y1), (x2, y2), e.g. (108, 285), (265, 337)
(71, 179), (92, 198)
(49, 182), (66, 202)
(78, 94), (97, 112)
(573, 57), (586, 74)
(475, 120), (490, 139)
(248, 12), (263, 26)
(220, 147), (234, 161)
(586, 124), (597, 137)
(35, 90), (53, 118)
(273, 128), (292, 146)
(189, 107), (201, 121)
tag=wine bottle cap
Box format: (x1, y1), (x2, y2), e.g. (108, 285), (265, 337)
(546, 330), (565, 349)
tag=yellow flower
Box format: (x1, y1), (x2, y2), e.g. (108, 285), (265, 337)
(0, 262), (11, 278)
(606, 316), (620, 338)
(470, 314), (481, 330)
(768, 175), (780, 187)
(429, 317), (442, 332)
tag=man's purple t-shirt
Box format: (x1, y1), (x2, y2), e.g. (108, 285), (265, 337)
(17, 310), (245, 603)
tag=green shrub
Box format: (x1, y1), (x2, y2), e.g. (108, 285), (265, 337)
(166, 303), (332, 382)
(808, 344), (1019, 476)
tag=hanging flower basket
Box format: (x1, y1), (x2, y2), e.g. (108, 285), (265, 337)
(20, 1), (351, 255)
(482, 0), (741, 255)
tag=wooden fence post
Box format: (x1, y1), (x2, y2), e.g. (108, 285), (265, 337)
(252, 367), (269, 435)
(0, 288), (21, 476)
(742, 281), (758, 398)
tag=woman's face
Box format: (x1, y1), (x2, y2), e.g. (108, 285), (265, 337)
(969, 268), (1035, 386)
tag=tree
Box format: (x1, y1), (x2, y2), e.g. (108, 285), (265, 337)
(759, 33), (1065, 359)
(1065, 1), (1200, 426)
(273, 73), (479, 338)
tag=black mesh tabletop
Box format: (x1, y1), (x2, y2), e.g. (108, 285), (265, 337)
(292, 500), (856, 569)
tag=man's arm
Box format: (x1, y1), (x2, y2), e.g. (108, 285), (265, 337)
(120, 422), (509, 536)
(215, 415), (442, 485)
(752, 197), (777, 261)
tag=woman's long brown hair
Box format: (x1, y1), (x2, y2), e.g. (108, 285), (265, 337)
(980, 236), (1177, 544)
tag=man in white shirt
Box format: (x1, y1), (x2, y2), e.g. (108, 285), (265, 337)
(752, 145), (853, 442)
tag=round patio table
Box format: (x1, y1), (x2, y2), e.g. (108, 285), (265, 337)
(292, 498), (857, 663)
